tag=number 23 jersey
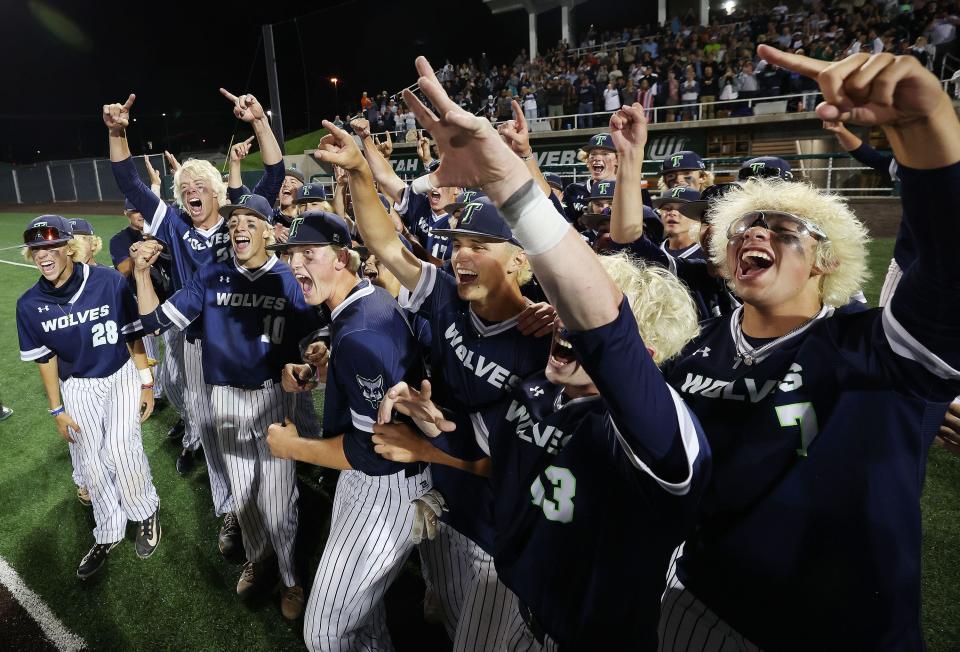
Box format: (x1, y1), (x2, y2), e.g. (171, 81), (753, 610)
(17, 263), (142, 379)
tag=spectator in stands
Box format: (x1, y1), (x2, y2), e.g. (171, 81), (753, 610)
(681, 68), (700, 120)
(700, 66), (718, 119)
(664, 69), (681, 121)
(604, 81), (622, 113)
(522, 86), (538, 122)
(576, 73), (599, 128)
(735, 60), (759, 98)
(637, 78), (655, 120)
(360, 92), (373, 111)
(546, 78), (566, 130)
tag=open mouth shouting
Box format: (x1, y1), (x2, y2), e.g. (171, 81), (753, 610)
(455, 265), (478, 286)
(186, 197), (204, 218)
(295, 272), (314, 297)
(38, 259), (57, 275)
(589, 160), (606, 177)
(737, 246), (775, 280)
(233, 234), (251, 255)
(548, 325), (579, 374)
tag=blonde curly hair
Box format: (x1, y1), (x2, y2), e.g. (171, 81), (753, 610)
(597, 252), (700, 365)
(173, 159), (227, 210)
(66, 234), (102, 264)
(706, 178), (870, 308)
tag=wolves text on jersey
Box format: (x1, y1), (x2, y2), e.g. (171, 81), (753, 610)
(215, 293), (288, 310)
(444, 322), (521, 391)
(678, 362), (805, 402)
(40, 304), (110, 332)
(505, 399), (572, 455)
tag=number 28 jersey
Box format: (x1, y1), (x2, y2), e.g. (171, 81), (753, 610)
(17, 263), (143, 379)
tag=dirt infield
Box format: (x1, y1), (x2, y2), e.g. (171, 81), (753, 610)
(0, 584), (57, 652)
(0, 197), (905, 238)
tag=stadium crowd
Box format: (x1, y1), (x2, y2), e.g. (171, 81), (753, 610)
(12, 1), (960, 650)
(355, 0), (959, 136)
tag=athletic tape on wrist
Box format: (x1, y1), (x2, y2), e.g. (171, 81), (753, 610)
(410, 174), (435, 195)
(498, 179), (570, 256)
(49, 405), (65, 417)
(138, 367), (153, 385)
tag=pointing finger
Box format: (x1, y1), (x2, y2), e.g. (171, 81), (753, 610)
(219, 87), (239, 103)
(756, 44), (829, 79)
(122, 93), (136, 110)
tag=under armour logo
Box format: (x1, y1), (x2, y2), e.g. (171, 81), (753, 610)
(530, 386), (544, 397)
(37, 305), (49, 313)
(693, 347), (711, 358)
(460, 201), (483, 225)
(597, 182), (611, 195)
(671, 154), (684, 167)
(219, 276), (231, 283)
(289, 216), (304, 238)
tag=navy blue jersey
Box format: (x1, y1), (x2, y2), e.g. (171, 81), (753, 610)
(662, 162), (960, 652)
(18, 263), (143, 380)
(401, 262), (551, 412)
(478, 301), (708, 649)
(109, 226), (173, 302)
(111, 156), (232, 292)
(561, 180), (591, 224)
(395, 186), (452, 260)
(140, 256), (317, 387)
(322, 280), (428, 476)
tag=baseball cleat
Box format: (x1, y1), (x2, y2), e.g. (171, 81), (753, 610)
(236, 557), (277, 599)
(0, 406), (13, 421)
(280, 585), (305, 620)
(166, 419), (185, 441)
(135, 509), (161, 559)
(218, 512), (242, 558)
(175, 447), (195, 475)
(76, 485), (92, 507)
(77, 541), (119, 580)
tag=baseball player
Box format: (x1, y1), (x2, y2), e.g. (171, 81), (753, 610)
(560, 132), (618, 226)
(132, 193), (318, 619)
(652, 48), (960, 650)
(105, 89), (284, 556)
(658, 150), (714, 192)
(16, 215), (161, 580)
(262, 210), (434, 650)
(332, 114), (556, 650)
(65, 219), (102, 266)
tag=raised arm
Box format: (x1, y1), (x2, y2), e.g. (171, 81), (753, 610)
(316, 120), (425, 291)
(221, 89), (285, 205)
(352, 118), (406, 203)
(403, 56), (620, 331)
(227, 136), (255, 193)
(497, 100), (550, 197)
(609, 103), (648, 244)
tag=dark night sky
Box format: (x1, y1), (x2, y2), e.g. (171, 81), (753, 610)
(0, 0), (651, 164)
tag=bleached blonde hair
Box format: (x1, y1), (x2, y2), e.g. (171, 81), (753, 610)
(173, 159), (227, 209)
(508, 243), (534, 287)
(330, 245), (362, 274)
(597, 252), (700, 365)
(706, 178), (870, 308)
(66, 234), (102, 263)
(657, 169), (715, 193)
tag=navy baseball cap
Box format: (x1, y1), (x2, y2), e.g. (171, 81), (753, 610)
(588, 180), (616, 201)
(661, 150), (705, 173)
(544, 173), (563, 190)
(430, 197), (520, 246)
(652, 186), (701, 208)
(23, 215), (73, 248)
(583, 133), (617, 153)
(739, 156), (793, 181)
(68, 218), (95, 235)
(285, 168), (305, 183)
(268, 210), (351, 251)
(293, 183), (329, 204)
(679, 182), (742, 221)
(218, 193), (274, 222)
(443, 189), (486, 213)
(123, 199), (139, 213)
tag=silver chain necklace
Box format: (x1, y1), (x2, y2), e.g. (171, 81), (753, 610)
(731, 304), (833, 368)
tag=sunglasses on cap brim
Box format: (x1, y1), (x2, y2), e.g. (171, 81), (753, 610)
(727, 211), (828, 242)
(23, 226), (71, 247)
(738, 166), (793, 181)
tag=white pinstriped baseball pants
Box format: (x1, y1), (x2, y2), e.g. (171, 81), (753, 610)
(212, 381), (299, 587)
(418, 523), (538, 651)
(61, 360), (160, 544)
(160, 329), (188, 418)
(183, 339), (234, 516)
(303, 467), (432, 652)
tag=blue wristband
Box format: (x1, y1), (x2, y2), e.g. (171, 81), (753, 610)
(49, 405), (65, 417)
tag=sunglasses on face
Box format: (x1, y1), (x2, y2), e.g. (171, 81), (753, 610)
(23, 226), (68, 246)
(727, 211), (828, 244)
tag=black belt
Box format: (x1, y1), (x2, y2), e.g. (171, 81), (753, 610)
(518, 601), (546, 645)
(404, 461), (428, 478)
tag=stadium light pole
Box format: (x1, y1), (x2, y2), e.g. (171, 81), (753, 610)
(262, 23), (286, 154)
(329, 77), (340, 116)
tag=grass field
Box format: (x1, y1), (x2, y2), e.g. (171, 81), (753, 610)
(0, 211), (956, 651)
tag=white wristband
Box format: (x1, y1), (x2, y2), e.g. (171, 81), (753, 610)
(138, 367), (153, 385)
(498, 180), (570, 256)
(410, 174), (435, 195)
